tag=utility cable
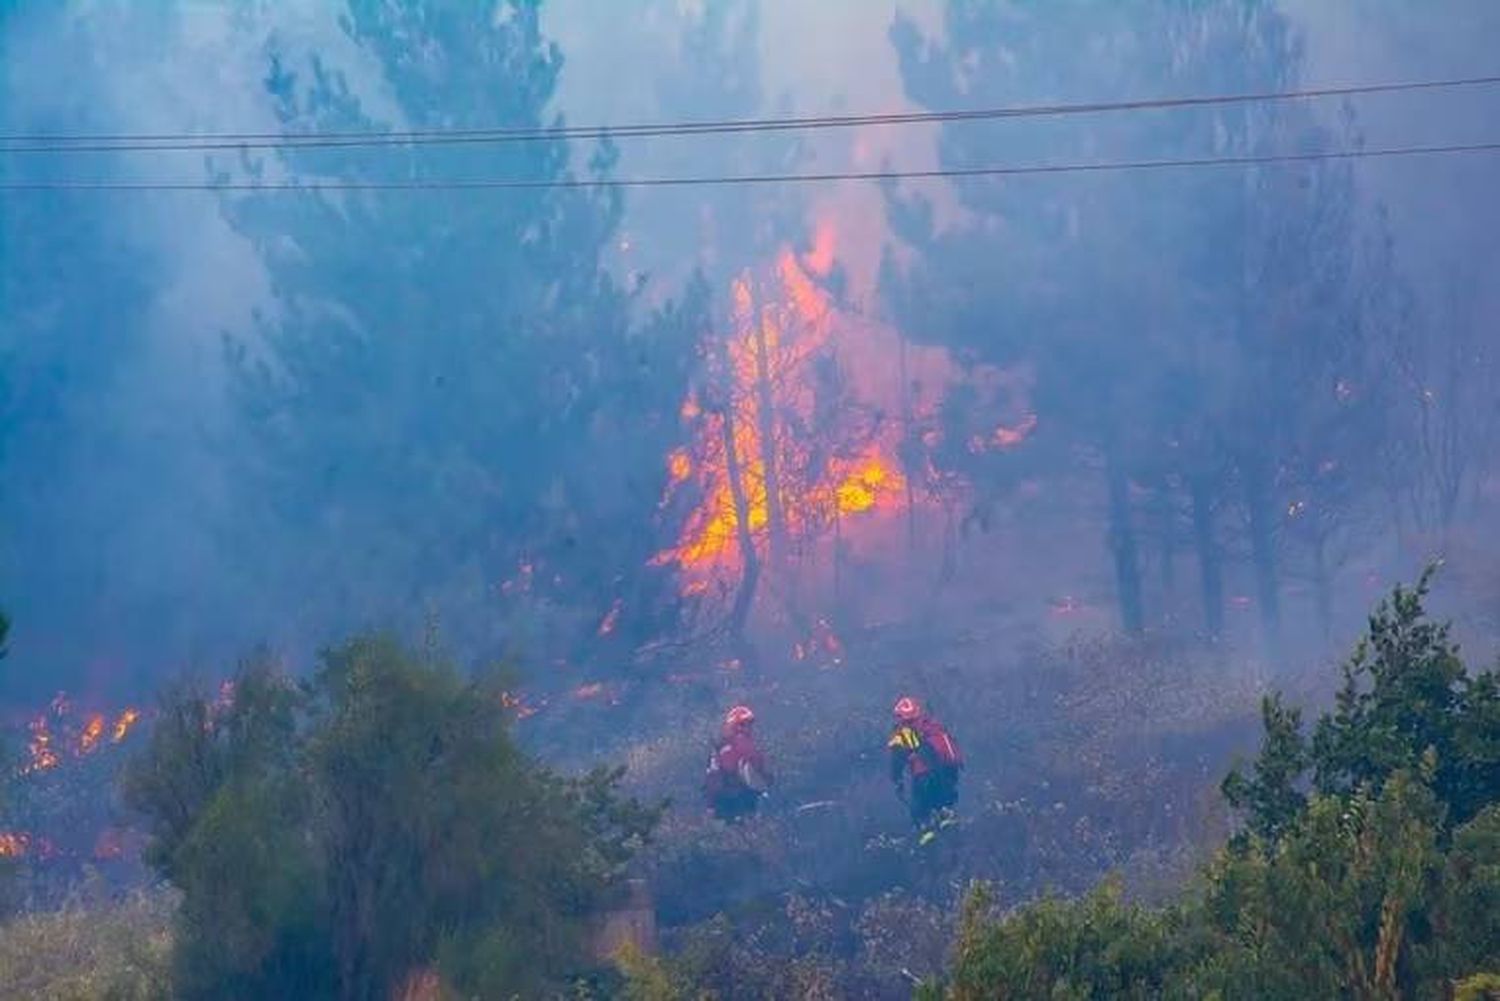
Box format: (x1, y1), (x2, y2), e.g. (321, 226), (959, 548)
(3, 74), (1497, 153)
(3, 139), (1496, 192)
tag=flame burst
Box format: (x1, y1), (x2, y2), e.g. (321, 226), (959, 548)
(78, 713), (106, 755)
(655, 227), (907, 580)
(0, 832), (29, 858)
(112, 708), (141, 743)
(16, 695), (144, 775)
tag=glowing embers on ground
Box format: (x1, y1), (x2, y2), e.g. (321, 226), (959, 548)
(654, 231), (909, 579)
(792, 617), (845, 666)
(970, 411), (1039, 454)
(0, 831), (58, 859)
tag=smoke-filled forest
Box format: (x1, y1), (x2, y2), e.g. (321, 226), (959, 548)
(2, 2), (1498, 998)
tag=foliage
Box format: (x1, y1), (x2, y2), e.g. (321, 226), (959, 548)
(0, 888), (174, 1001)
(1220, 694), (1308, 844)
(926, 879), (1204, 1001)
(224, 0), (701, 667)
(122, 634), (662, 999)
(910, 573), (1500, 999)
(1224, 565), (1500, 838)
(882, 0), (1402, 640)
(1311, 567), (1500, 828)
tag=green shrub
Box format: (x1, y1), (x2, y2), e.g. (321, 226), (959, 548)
(0, 890), (174, 1000)
(122, 634), (661, 999)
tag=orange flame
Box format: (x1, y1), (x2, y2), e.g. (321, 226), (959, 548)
(16, 696), (145, 775)
(93, 828), (126, 860)
(499, 691), (540, 720)
(111, 708), (141, 743)
(655, 227), (908, 581)
(78, 713), (106, 755)
(0, 832), (29, 858)
(597, 599), (623, 637)
(971, 412), (1038, 453)
(802, 219), (837, 278)
(24, 715), (59, 775)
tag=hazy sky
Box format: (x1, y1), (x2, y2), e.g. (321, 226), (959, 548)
(3, 1), (1496, 694)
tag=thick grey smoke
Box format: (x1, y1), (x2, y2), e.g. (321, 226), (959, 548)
(1, 0), (1496, 708)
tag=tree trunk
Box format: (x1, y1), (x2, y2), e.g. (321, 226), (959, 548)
(1244, 458), (1282, 647)
(1105, 443), (1144, 634)
(720, 400), (760, 648)
(749, 293), (788, 566)
(898, 331), (918, 559)
(939, 503), (957, 586)
(1190, 476), (1224, 640)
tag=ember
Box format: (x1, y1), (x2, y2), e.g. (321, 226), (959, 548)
(15, 694), (145, 775)
(0, 832), (58, 860)
(78, 712), (106, 755)
(597, 599), (623, 637)
(93, 827), (126, 860)
(24, 715), (59, 774)
(1049, 595), (1085, 616)
(111, 707), (142, 743)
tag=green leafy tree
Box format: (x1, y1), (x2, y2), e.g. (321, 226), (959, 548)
(917, 573), (1500, 999)
(1226, 565), (1500, 839)
(123, 635), (662, 999)
(1311, 567), (1500, 828)
(884, 1), (1386, 642)
(224, 0), (698, 668)
(927, 879), (1204, 1001)
(1221, 694), (1309, 845)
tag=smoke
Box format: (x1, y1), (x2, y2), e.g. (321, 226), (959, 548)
(1, 0), (1497, 708)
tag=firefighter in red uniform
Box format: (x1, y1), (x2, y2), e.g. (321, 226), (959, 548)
(703, 704), (772, 822)
(888, 695), (963, 845)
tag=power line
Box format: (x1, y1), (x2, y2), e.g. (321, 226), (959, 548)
(4, 139), (1497, 192)
(4, 74), (1498, 153)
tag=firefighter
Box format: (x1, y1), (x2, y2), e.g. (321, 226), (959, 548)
(888, 695), (963, 845)
(703, 704), (772, 822)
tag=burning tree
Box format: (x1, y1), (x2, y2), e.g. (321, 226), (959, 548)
(654, 229), (912, 657)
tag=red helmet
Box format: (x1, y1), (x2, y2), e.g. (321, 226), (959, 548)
(893, 696), (922, 721)
(724, 704), (755, 729)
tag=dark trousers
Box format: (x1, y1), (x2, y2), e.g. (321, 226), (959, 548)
(909, 768), (959, 827)
(711, 785), (762, 822)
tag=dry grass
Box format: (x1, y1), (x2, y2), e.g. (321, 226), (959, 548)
(0, 889), (174, 1001)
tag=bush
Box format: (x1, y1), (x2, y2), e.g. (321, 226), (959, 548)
(917, 572), (1500, 999)
(0, 889), (174, 1000)
(122, 634), (661, 999)
(929, 879), (1203, 1001)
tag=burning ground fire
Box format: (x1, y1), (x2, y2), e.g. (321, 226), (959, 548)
(18, 694), (143, 776)
(2, 693), (145, 865)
